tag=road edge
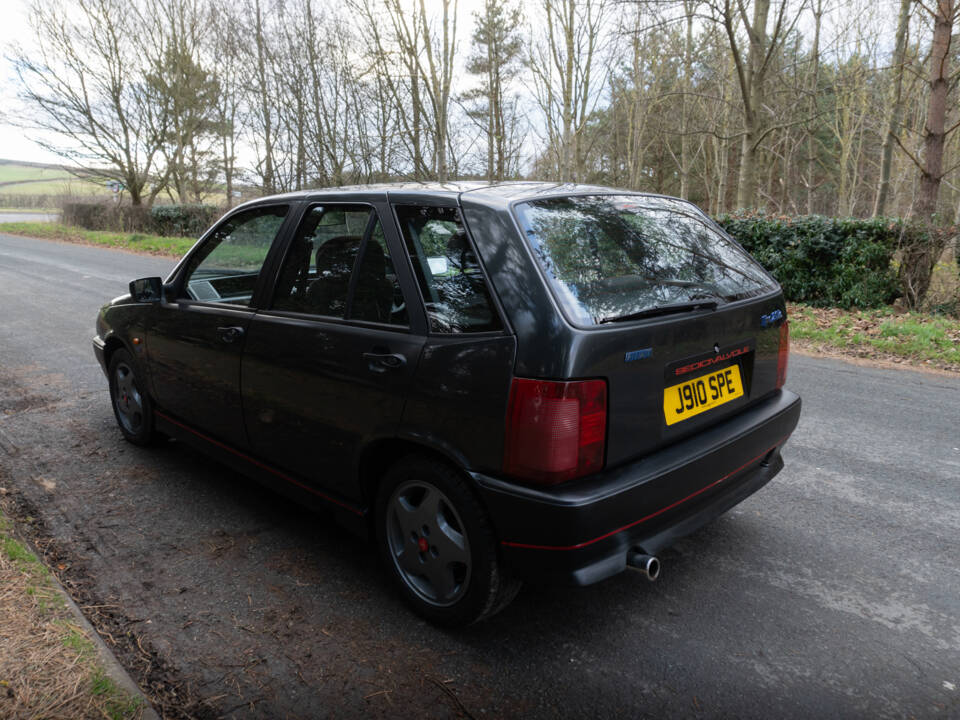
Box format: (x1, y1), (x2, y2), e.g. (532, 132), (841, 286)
(790, 345), (960, 377)
(0, 500), (162, 720)
(46, 568), (163, 720)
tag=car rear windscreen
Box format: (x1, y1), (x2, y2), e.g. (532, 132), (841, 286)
(512, 195), (776, 326)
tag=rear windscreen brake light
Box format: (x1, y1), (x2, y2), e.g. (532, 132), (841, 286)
(503, 378), (607, 485)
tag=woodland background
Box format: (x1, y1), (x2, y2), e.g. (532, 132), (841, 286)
(5, 0), (960, 307)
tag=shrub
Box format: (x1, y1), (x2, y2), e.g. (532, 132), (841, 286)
(61, 202), (147, 232)
(148, 204), (221, 237)
(714, 212), (902, 309)
(61, 201), (222, 237)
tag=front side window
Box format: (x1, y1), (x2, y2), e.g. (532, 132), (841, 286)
(513, 195), (777, 326)
(272, 204), (407, 326)
(395, 205), (501, 333)
(181, 205), (288, 306)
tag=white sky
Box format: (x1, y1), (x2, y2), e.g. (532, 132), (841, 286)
(0, 1), (62, 164)
(0, 0), (905, 169)
(0, 0), (494, 168)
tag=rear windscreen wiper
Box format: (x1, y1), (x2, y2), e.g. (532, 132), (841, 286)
(598, 299), (718, 324)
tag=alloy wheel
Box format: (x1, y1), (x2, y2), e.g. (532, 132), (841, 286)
(113, 362), (143, 434)
(385, 480), (472, 607)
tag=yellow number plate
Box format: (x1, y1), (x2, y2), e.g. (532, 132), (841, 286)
(663, 365), (744, 426)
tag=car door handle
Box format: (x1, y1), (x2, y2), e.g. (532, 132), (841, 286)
(217, 326), (245, 343)
(363, 351), (407, 372)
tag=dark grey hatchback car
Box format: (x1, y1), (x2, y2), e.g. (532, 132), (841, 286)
(94, 182), (801, 626)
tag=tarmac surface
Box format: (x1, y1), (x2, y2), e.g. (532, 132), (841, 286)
(0, 211), (59, 223)
(1, 231), (958, 719)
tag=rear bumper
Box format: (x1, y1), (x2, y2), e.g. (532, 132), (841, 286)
(473, 389), (801, 585)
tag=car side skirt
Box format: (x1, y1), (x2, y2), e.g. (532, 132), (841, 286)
(153, 410), (369, 537)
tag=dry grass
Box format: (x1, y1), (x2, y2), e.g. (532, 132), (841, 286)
(0, 513), (143, 720)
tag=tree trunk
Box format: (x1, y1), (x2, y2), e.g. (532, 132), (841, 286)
(736, 117), (761, 209)
(679, 1), (696, 199)
(873, 0), (911, 217)
(224, 130), (233, 209)
(915, 0), (953, 221)
(254, 0), (274, 193)
(805, 0), (822, 214)
(714, 54), (734, 214)
(561, 0), (575, 181)
(486, 34), (496, 182)
(901, 0), (955, 308)
(733, 0), (771, 209)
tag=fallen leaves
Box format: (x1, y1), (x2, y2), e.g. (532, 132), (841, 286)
(787, 303), (960, 373)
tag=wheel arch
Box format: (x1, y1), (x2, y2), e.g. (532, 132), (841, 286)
(357, 436), (479, 512)
(102, 335), (128, 370)
(363, 437), (521, 625)
(103, 335), (159, 407)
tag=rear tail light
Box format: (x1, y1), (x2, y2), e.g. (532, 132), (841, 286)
(503, 378), (607, 485)
(776, 321), (789, 388)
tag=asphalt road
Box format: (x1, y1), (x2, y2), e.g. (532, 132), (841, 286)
(0, 211), (59, 223)
(1, 232), (958, 719)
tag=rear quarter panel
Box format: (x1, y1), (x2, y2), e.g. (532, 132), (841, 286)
(401, 334), (517, 475)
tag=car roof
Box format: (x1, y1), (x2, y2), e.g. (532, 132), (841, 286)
(235, 181), (665, 213)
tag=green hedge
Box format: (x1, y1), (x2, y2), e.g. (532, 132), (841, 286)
(62, 202), (222, 237)
(148, 204), (222, 237)
(715, 212), (902, 308)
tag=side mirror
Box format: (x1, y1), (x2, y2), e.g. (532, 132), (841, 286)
(130, 277), (164, 303)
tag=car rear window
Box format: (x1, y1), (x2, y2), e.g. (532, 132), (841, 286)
(513, 195), (776, 326)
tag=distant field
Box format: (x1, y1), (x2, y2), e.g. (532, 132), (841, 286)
(0, 163), (73, 184)
(0, 160), (237, 206)
(0, 160), (111, 200)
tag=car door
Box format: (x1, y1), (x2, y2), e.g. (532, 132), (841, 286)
(145, 203), (293, 447)
(241, 199), (426, 503)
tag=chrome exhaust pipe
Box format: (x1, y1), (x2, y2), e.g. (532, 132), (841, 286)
(626, 550), (661, 581)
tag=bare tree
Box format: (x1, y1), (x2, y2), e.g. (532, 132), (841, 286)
(244, 0), (278, 193)
(873, 0), (912, 217)
(912, 0), (956, 220)
(893, 0), (960, 306)
(143, 0), (221, 203)
(352, 0), (429, 178)
(711, 0), (803, 208)
(677, 0), (700, 199)
(11, 0), (166, 205)
(417, 0), (459, 181)
(529, 0), (610, 182)
(803, 0), (823, 214)
(209, 1), (245, 207)
(301, 1), (357, 185)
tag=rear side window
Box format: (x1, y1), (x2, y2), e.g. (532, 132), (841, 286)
(395, 205), (501, 333)
(513, 195), (776, 326)
(271, 204), (408, 326)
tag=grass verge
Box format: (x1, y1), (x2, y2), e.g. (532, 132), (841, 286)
(788, 303), (960, 372)
(0, 508), (144, 719)
(0, 221), (195, 257)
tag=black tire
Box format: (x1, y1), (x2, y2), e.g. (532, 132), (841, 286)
(375, 454), (521, 627)
(107, 348), (157, 446)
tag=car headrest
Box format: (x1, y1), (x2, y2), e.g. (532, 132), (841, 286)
(315, 236), (362, 275)
(446, 230), (470, 253)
